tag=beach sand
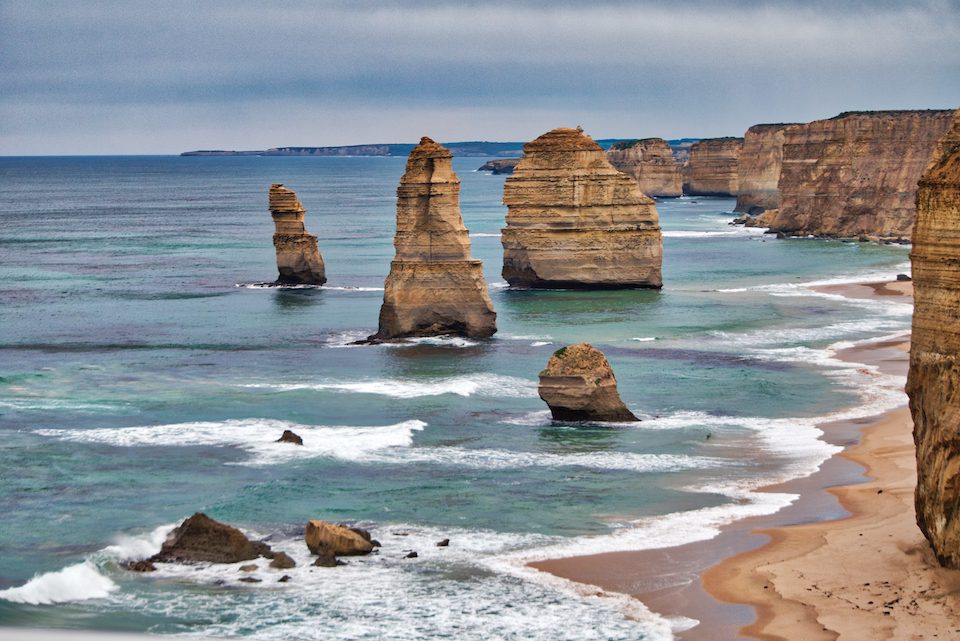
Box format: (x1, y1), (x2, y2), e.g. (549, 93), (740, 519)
(533, 280), (960, 640)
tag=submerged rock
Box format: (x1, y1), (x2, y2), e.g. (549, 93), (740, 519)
(538, 343), (639, 422)
(150, 512), (271, 564)
(907, 110), (960, 568)
(501, 127), (663, 289)
(304, 520), (375, 556)
(606, 138), (682, 198)
(276, 429), (303, 445)
(682, 137), (743, 197)
(123, 560), (156, 572)
(372, 137), (496, 340)
(268, 551), (296, 569)
(269, 183), (326, 285)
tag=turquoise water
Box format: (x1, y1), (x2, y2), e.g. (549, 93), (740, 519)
(0, 156), (912, 639)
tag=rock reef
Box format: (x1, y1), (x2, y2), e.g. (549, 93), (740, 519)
(269, 184), (326, 285)
(373, 137), (496, 340)
(538, 343), (638, 422)
(478, 158), (520, 175)
(682, 137), (743, 197)
(769, 110), (956, 239)
(150, 512), (271, 564)
(606, 138), (682, 198)
(735, 124), (797, 215)
(305, 520), (375, 557)
(501, 127), (663, 289)
(907, 110), (960, 567)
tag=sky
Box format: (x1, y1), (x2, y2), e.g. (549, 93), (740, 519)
(1, 0), (959, 154)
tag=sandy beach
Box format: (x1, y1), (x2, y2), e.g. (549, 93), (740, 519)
(533, 280), (960, 640)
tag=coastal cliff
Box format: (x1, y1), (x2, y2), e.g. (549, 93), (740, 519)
(606, 138), (682, 198)
(769, 110), (956, 238)
(682, 137), (743, 197)
(500, 127), (662, 289)
(373, 137), (496, 340)
(907, 111), (960, 567)
(269, 184), (326, 285)
(735, 124), (797, 214)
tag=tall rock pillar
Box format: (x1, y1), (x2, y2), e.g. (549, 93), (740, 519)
(269, 184), (326, 285)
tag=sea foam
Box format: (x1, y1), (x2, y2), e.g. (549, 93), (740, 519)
(241, 373), (538, 399)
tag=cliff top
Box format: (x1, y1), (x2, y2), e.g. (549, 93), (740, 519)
(408, 136), (451, 159)
(691, 137), (744, 147)
(920, 112), (960, 185)
(540, 343), (613, 378)
(609, 138), (669, 150)
(746, 123), (802, 134)
(524, 127), (603, 154)
(268, 184), (304, 213)
(830, 109), (956, 120)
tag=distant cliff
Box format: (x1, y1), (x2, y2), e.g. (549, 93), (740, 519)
(768, 110), (956, 238)
(735, 124), (798, 214)
(606, 138), (682, 198)
(183, 141), (526, 158)
(682, 137), (743, 197)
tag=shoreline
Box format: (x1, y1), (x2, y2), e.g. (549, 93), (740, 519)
(532, 279), (960, 639)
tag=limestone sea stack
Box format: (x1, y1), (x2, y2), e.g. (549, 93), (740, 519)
(907, 110), (960, 568)
(538, 343), (638, 422)
(501, 127), (663, 289)
(372, 137), (496, 340)
(735, 123), (798, 215)
(606, 138), (682, 198)
(768, 110), (956, 239)
(269, 184), (326, 285)
(682, 137), (743, 197)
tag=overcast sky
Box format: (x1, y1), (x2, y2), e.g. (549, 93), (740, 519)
(1, 0), (958, 154)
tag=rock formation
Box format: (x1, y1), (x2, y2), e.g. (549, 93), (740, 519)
(682, 138), (743, 196)
(768, 110), (956, 239)
(478, 158), (520, 175)
(305, 520), (375, 556)
(735, 124), (798, 215)
(907, 110), (960, 568)
(269, 183), (326, 285)
(538, 343), (638, 422)
(606, 138), (682, 198)
(501, 127), (663, 289)
(276, 429), (303, 445)
(150, 513), (271, 564)
(372, 138), (496, 340)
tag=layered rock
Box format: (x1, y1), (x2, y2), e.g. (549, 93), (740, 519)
(682, 137), (743, 196)
(769, 110), (956, 238)
(907, 111), (960, 567)
(501, 127), (663, 289)
(269, 184), (326, 285)
(150, 513), (271, 564)
(735, 124), (798, 214)
(538, 343), (638, 422)
(373, 137), (496, 340)
(606, 138), (682, 198)
(305, 520), (375, 556)
(478, 158), (520, 175)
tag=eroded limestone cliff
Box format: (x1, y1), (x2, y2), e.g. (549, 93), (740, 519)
(606, 138), (682, 198)
(769, 110), (956, 239)
(907, 111), (960, 567)
(373, 137), (496, 340)
(682, 137), (743, 197)
(269, 184), (326, 285)
(735, 124), (798, 214)
(501, 127), (662, 289)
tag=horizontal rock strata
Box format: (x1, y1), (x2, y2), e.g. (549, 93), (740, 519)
(735, 124), (798, 214)
(907, 110), (960, 567)
(373, 137), (496, 340)
(682, 137), (743, 197)
(606, 138), (682, 198)
(538, 343), (638, 422)
(769, 110), (956, 238)
(501, 127), (662, 289)
(269, 184), (326, 285)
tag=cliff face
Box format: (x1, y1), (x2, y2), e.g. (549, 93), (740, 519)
(269, 184), (326, 285)
(682, 137), (743, 196)
(606, 138), (682, 198)
(501, 127), (663, 289)
(907, 111), (960, 567)
(735, 124), (798, 214)
(769, 110), (956, 238)
(373, 137), (496, 340)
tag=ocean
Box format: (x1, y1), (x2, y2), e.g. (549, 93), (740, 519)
(0, 155), (912, 639)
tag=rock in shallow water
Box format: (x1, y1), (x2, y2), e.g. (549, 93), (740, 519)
(150, 512), (272, 564)
(276, 429), (303, 445)
(538, 343), (639, 422)
(304, 520), (374, 556)
(269, 183), (326, 285)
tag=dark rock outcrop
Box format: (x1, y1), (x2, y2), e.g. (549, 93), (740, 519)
(735, 124), (799, 215)
(478, 158), (520, 175)
(907, 110), (960, 567)
(268, 551), (296, 569)
(269, 184), (326, 285)
(769, 110), (956, 239)
(501, 127), (663, 289)
(606, 138), (682, 198)
(150, 513), (271, 564)
(538, 343), (639, 422)
(372, 137), (497, 340)
(276, 429), (303, 445)
(682, 138), (743, 197)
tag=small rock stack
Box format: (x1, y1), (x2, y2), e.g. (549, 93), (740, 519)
(269, 184), (326, 285)
(538, 343), (638, 422)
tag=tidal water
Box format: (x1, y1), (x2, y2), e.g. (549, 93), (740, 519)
(0, 156), (912, 639)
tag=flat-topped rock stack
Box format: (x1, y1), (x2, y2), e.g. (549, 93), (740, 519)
(735, 124), (798, 215)
(768, 110), (956, 239)
(682, 137), (743, 197)
(907, 110), (960, 568)
(538, 343), (638, 422)
(606, 138), (682, 198)
(501, 127), (663, 289)
(372, 137), (496, 340)
(269, 184), (326, 285)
